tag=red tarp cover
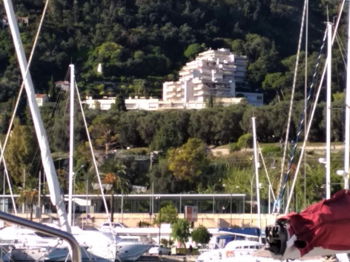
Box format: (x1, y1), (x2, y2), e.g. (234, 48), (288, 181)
(281, 190), (350, 255)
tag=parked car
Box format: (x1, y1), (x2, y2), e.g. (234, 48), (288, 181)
(148, 245), (171, 255)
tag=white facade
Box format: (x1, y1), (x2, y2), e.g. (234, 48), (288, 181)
(125, 97), (161, 111)
(35, 94), (48, 107)
(83, 96), (116, 110)
(163, 48), (246, 107)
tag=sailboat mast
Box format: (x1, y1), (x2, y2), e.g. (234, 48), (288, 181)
(326, 22), (332, 199)
(3, 0), (70, 232)
(252, 117), (261, 235)
(344, 1), (350, 190)
(68, 64), (75, 226)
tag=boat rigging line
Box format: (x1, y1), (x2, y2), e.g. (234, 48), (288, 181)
(3, 0), (71, 231)
(273, 0), (346, 214)
(0, 0), (50, 216)
(277, 0), (309, 203)
(283, 1), (346, 213)
(273, 28), (327, 213)
(74, 79), (112, 227)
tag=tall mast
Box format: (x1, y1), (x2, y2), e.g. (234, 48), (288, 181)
(345, 0), (350, 190)
(252, 117), (261, 236)
(3, 0), (70, 232)
(68, 64), (75, 226)
(326, 22), (332, 199)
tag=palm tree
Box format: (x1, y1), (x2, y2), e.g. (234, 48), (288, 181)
(102, 163), (128, 222)
(18, 188), (38, 221)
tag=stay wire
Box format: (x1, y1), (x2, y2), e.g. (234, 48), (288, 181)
(0, 0), (51, 214)
(276, 0), (308, 210)
(284, 0), (346, 214)
(273, 28), (328, 213)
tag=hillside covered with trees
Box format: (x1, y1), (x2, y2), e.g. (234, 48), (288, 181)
(0, 0), (346, 211)
(0, 0), (343, 102)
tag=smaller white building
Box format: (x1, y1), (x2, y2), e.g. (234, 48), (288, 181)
(125, 97), (162, 111)
(84, 96), (116, 110)
(35, 94), (48, 107)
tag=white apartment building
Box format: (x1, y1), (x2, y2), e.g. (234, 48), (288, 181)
(162, 48), (252, 108)
(83, 48), (263, 110)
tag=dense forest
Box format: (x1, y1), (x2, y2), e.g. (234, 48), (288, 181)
(0, 0), (343, 101)
(0, 0), (346, 211)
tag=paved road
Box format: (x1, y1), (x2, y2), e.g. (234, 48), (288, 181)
(210, 144), (344, 157)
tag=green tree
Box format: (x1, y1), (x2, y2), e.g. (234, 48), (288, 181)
(154, 203), (178, 225)
(149, 158), (175, 193)
(171, 219), (191, 248)
(191, 225), (211, 245)
(5, 119), (40, 189)
(167, 138), (209, 183)
(137, 112), (162, 145)
(112, 95), (127, 112)
(212, 106), (246, 145)
(150, 111), (190, 151)
(101, 161), (128, 222)
(89, 113), (119, 154)
(222, 167), (254, 196)
(184, 43), (206, 59)
(188, 109), (217, 145)
(243, 33), (280, 88)
(236, 133), (253, 149)
(118, 111), (145, 147)
(262, 72), (287, 102)
(18, 189), (38, 221)
(87, 41), (127, 77)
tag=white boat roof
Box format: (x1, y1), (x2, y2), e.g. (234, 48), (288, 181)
(224, 240), (263, 249)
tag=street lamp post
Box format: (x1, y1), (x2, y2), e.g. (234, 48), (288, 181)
(156, 196), (161, 245)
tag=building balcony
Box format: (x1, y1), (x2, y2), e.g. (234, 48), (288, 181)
(193, 90), (209, 97)
(193, 85), (204, 91)
(179, 70), (192, 76)
(192, 78), (204, 84)
(164, 91), (176, 97)
(163, 85), (177, 91)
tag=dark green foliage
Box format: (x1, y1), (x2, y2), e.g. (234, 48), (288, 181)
(0, 0), (338, 102)
(184, 43), (206, 59)
(154, 203), (178, 225)
(191, 225), (211, 245)
(112, 95), (127, 112)
(0, 0), (345, 203)
(171, 219), (191, 247)
(150, 110), (190, 151)
(261, 144), (282, 155)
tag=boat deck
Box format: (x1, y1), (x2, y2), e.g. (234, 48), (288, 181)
(137, 255), (197, 262)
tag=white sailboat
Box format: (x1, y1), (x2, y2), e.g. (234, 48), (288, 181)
(0, 225), (69, 261)
(1, 1), (118, 261)
(196, 240), (263, 262)
(68, 65), (152, 262)
(65, 65), (118, 262)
